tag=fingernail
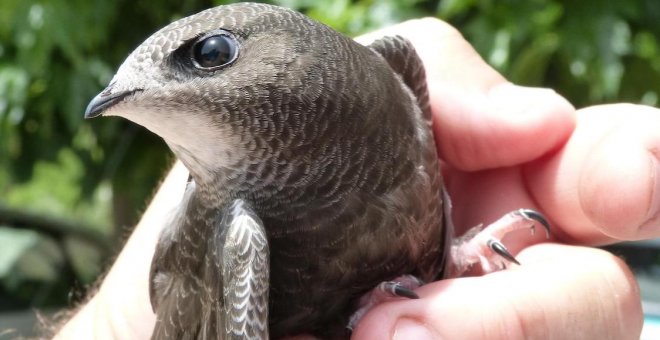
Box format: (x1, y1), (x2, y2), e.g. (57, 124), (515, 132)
(393, 318), (437, 340)
(640, 151), (660, 235)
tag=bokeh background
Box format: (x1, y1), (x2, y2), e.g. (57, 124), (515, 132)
(1, 0), (659, 338)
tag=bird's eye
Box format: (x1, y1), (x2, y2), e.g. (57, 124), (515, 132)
(192, 33), (238, 70)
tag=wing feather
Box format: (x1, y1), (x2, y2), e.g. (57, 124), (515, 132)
(369, 35), (431, 123)
(218, 199), (270, 339)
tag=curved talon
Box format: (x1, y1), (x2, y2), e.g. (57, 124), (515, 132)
(487, 239), (520, 266)
(380, 281), (419, 299)
(393, 284), (419, 299)
(518, 209), (551, 238)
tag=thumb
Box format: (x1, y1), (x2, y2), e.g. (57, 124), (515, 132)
(351, 244), (642, 340)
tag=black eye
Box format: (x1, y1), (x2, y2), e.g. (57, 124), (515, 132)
(192, 33), (238, 70)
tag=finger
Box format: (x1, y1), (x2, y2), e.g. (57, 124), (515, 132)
(352, 244), (642, 340)
(525, 104), (660, 244)
(357, 18), (575, 171)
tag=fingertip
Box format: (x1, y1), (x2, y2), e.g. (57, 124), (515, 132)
(562, 104), (660, 242)
(579, 128), (659, 240)
(434, 83), (575, 170)
(524, 104), (660, 244)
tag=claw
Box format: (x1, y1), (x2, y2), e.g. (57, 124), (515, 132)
(393, 284), (419, 299)
(380, 281), (419, 299)
(487, 238), (520, 266)
(449, 209), (551, 277)
(349, 276), (423, 330)
(517, 209), (551, 238)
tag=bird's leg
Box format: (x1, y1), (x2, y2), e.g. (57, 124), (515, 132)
(347, 275), (424, 331)
(448, 209), (550, 277)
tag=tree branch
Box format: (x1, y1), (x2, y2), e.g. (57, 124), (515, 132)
(0, 204), (112, 254)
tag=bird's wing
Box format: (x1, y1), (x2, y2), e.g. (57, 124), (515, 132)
(369, 35), (452, 280)
(368, 35), (432, 123)
(149, 184), (270, 339)
(214, 199), (270, 339)
(149, 181), (208, 339)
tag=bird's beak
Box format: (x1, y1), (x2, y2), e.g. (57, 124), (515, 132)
(84, 89), (136, 119)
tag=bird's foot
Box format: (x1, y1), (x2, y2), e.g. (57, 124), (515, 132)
(448, 209), (550, 277)
(347, 275), (423, 331)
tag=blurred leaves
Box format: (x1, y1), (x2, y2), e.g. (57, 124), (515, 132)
(440, 0), (660, 106)
(0, 227), (66, 308)
(0, 0), (658, 315)
(273, 0), (431, 35)
(0, 227), (39, 279)
(0, 0), (211, 310)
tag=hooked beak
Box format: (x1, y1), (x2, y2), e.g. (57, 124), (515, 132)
(84, 89), (137, 119)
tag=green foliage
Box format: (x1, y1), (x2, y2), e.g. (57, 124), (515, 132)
(0, 0), (216, 311)
(0, 0), (657, 317)
(273, 0), (432, 35)
(440, 0), (660, 107)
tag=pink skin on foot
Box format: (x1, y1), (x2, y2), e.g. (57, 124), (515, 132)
(347, 209), (549, 331)
(448, 209), (550, 277)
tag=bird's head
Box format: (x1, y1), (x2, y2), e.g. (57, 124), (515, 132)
(85, 3), (367, 184)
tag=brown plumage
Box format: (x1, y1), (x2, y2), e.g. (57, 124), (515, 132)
(85, 3), (447, 339)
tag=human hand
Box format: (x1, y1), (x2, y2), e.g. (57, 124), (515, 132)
(352, 18), (647, 339)
(56, 18), (648, 340)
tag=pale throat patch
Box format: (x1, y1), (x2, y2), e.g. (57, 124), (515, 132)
(106, 103), (244, 178)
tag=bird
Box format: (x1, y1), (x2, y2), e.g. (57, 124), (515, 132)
(84, 3), (549, 339)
